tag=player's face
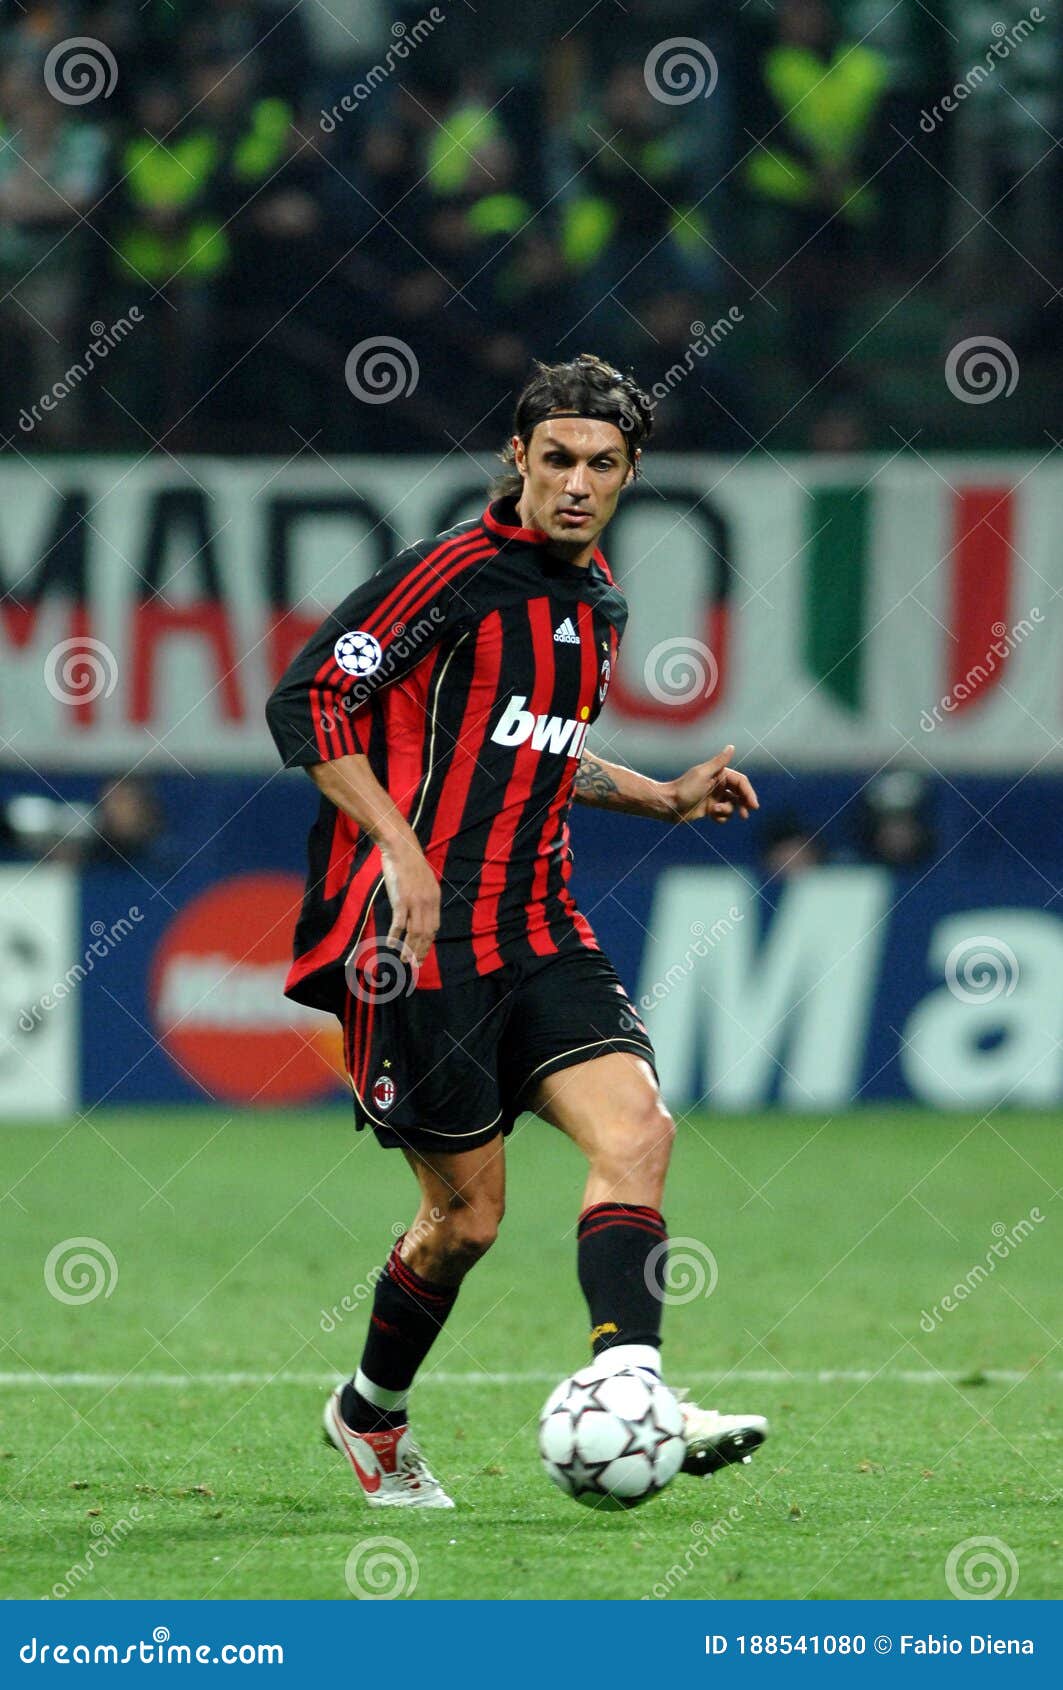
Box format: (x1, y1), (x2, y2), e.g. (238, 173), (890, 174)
(514, 418), (635, 555)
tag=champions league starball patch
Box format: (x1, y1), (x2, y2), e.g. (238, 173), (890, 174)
(334, 629), (383, 678)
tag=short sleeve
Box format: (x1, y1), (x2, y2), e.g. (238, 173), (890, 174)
(265, 538), (467, 768)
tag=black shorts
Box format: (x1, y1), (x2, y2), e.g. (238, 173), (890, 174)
(341, 944), (657, 1153)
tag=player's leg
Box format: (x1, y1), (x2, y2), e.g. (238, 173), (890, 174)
(533, 1051), (767, 1475)
(533, 1051), (674, 1374)
(500, 951), (674, 1370)
(506, 948), (769, 1476)
(325, 1135), (504, 1509)
(329, 954), (509, 1507)
(348, 1133), (506, 1423)
(399, 1133), (507, 1282)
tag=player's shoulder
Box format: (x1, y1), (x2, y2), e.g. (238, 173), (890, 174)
(585, 557), (629, 628)
(377, 516), (498, 594)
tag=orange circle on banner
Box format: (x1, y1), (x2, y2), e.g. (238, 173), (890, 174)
(149, 872), (344, 1103)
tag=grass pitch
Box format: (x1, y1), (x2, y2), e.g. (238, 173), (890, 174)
(0, 1108), (1057, 1601)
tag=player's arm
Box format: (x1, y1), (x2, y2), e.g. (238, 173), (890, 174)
(307, 755), (438, 966)
(265, 543), (460, 963)
(572, 743), (758, 825)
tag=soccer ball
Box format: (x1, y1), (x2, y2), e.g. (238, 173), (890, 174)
(538, 1364), (686, 1510)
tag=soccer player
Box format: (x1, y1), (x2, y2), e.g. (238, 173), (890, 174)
(266, 354), (768, 1508)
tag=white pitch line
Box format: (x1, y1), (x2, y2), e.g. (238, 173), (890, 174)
(0, 1368), (1052, 1389)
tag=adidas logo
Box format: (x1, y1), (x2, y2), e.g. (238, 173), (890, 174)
(554, 617), (580, 645)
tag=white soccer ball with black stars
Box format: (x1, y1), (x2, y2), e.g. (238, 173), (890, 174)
(538, 1363), (686, 1510)
(333, 629), (383, 677)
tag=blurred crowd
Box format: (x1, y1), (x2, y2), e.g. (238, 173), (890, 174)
(2, 0), (1061, 455)
(0, 773), (169, 868)
(759, 769), (937, 885)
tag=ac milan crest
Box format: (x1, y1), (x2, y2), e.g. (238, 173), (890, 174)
(372, 1073), (397, 1111)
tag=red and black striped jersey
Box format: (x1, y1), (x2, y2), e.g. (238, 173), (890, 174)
(266, 496), (628, 1011)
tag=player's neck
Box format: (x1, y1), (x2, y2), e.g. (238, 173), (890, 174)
(515, 496), (596, 570)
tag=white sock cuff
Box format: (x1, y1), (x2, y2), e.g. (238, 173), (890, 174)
(354, 1368), (408, 1412)
(593, 1344), (661, 1378)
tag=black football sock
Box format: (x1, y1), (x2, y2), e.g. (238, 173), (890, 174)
(577, 1202), (668, 1359)
(340, 1384), (406, 1434)
(344, 1237), (459, 1431)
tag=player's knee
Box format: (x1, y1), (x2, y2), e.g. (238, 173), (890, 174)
(456, 1178), (505, 1245)
(415, 1193), (503, 1279)
(428, 1205), (499, 1278)
(601, 1096), (675, 1183)
(452, 1205), (502, 1262)
(632, 1098), (676, 1170)
(402, 1210), (496, 1284)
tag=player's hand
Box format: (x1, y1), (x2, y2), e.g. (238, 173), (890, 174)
(667, 745), (759, 824)
(380, 839), (440, 967)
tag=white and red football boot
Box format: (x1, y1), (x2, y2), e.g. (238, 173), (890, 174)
(323, 1387), (455, 1509)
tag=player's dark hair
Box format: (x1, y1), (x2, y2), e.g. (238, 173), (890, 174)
(491, 354), (653, 500)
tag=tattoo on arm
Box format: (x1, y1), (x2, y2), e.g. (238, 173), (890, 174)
(573, 755), (620, 805)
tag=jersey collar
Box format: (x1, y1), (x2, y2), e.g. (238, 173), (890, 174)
(482, 497), (612, 583)
(483, 497), (548, 545)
